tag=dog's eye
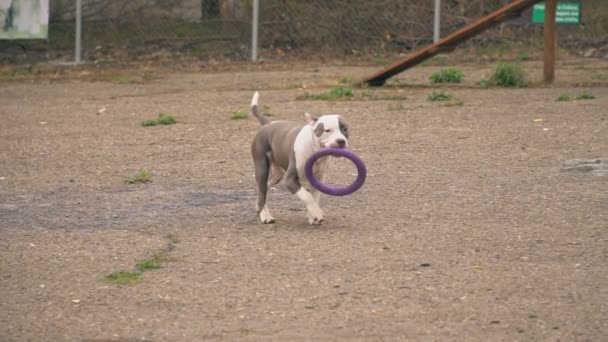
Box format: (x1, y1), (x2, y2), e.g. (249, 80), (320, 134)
(324, 129), (331, 133)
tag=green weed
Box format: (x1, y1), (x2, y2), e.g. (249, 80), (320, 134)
(157, 113), (176, 125)
(483, 62), (527, 87)
(297, 86), (355, 100)
(430, 68), (464, 84)
(557, 93), (572, 102)
(136, 260), (161, 271)
(104, 271), (142, 285)
(427, 92), (453, 102)
(141, 119), (158, 127)
(127, 169), (151, 184)
(576, 92), (595, 100)
(141, 113), (176, 127)
(230, 110), (248, 120)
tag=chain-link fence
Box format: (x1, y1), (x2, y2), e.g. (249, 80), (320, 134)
(1, 0), (606, 64)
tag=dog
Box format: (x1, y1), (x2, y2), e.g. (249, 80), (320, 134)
(250, 92), (350, 225)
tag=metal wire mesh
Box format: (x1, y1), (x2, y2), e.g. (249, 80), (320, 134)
(0, 0), (605, 64)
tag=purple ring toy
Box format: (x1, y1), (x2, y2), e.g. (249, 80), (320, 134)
(305, 148), (367, 196)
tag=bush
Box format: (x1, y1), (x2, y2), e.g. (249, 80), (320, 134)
(487, 62), (526, 87)
(156, 113), (176, 125)
(430, 68), (464, 83)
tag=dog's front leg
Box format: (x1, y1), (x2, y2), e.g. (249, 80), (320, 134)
(285, 167), (324, 225)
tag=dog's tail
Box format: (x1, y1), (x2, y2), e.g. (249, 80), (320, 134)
(251, 92), (270, 126)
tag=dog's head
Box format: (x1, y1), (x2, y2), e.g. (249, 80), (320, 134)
(305, 113), (349, 148)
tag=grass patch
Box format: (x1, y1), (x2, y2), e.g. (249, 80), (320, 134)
(297, 86), (355, 100)
(298, 87), (408, 102)
(359, 91), (408, 101)
(127, 169), (151, 184)
(430, 68), (464, 84)
(141, 119), (158, 127)
(230, 110), (248, 120)
(557, 92), (596, 102)
(141, 113), (176, 127)
(136, 260), (161, 271)
(576, 91), (595, 100)
(157, 113), (177, 125)
(104, 271), (142, 285)
(427, 91), (453, 102)
(481, 62), (527, 87)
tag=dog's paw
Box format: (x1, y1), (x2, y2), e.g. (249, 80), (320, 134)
(307, 208), (325, 225)
(308, 216), (324, 225)
(259, 208), (275, 224)
(261, 217), (276, 224)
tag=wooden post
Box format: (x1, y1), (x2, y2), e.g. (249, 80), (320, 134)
(543, 0), (557, 83)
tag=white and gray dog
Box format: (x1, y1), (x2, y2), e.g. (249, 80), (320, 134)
(250, 92), (350, 225)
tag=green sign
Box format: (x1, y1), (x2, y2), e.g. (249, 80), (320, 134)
(532, 2), (581, 24)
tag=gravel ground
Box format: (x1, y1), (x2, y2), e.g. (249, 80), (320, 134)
(1, 57), (607, 341)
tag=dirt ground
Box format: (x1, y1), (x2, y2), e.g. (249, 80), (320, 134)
(1, 57), (607, 341)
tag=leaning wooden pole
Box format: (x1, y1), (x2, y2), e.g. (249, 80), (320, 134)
(361, 0), (544, 86)
(543, 0), (557, 83)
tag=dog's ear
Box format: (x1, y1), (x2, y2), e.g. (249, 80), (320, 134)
(305, 112), (318, 125)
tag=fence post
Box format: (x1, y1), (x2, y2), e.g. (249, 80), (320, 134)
(75, 0), (82, 64)
(543, 0), (557, 83)
(251, 0), (259, 61)
(433, 0), (441, 43)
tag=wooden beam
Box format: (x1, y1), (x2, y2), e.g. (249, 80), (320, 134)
(543, 0), (557, 83)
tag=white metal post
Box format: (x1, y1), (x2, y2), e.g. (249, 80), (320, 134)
(75, 0), (82, 64)
(433, 0), (441, 43)
(251, 0), (259, 61)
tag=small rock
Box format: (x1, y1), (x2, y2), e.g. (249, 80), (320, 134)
(71, 299), (80, 304)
